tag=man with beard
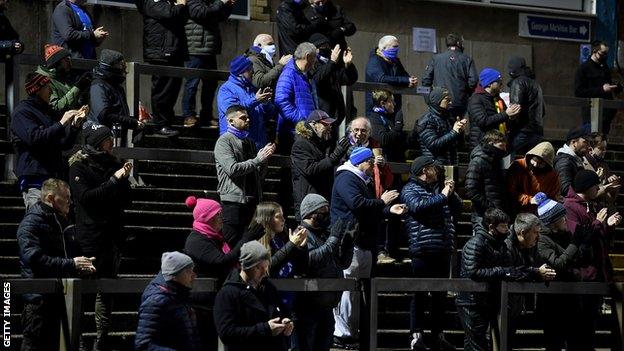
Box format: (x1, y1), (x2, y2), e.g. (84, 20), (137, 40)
(574, 40), (622, 135)
(418, 87), (467, 165)
(69, 124), (133, 350)
(506, 56), (545, 155)
(0, 0), (24, 60)
(88, 49), (144, 131)
(554, 126), (591, 197)
(35, 44), (91, 114)
(507, 141), (560, 216)
(331, 147), (406, 349)
(467, 68), (521, 147)
(291, 110), (350, 220)
(465, 130), (508, 223)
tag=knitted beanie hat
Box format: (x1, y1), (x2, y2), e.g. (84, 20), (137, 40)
(161, 251), (194, 281)
(25, 73), (51, 96)
(300, 193), (329, 220)
(230, 55), (253, 76)
(479, 68), (502, 87)
(349, 147), (374, 166)
(240, 240), (270, 270)
(44, 44), (70, 67)
(534, 192), (566, 226)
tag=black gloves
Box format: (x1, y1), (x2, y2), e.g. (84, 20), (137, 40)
(75, 72), (93, 91)
(329, 136), (350, 164)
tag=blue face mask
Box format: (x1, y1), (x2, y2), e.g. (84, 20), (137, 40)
(382, 47), (399, 60)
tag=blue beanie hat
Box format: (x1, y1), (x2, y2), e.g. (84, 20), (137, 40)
(535, 192), (566, 226)
(230, 55), (253, 76)
(479, 68), (502, 88)
(349, 147), (374, 166)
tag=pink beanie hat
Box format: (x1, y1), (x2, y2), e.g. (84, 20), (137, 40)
(185, 196), (221, 225)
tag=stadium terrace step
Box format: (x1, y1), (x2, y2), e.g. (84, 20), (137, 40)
(136, 159), (284, 178)
(139, 172), (282, 193)
(136, 134), (216, 151)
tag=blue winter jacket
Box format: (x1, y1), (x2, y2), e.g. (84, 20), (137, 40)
(135, 273), (202, 351)
(217, 74), (275, 149)
(401, 178), (459, 257)
(364, 49), (410, 117)
(330, 162), (386, 250)
(275, 60), (318, 149)
(11, 95), (79, 180)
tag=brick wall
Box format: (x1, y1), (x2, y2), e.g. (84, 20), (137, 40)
(250, 0), (271, 21)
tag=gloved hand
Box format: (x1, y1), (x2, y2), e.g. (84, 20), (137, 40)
(75, 72), (93, 91)
(329, 136), (350, 164)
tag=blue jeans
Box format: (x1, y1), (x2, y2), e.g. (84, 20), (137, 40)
(182, 55), (217, 121)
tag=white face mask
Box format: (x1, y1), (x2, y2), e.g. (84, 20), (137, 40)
(260, 44), (276, 64)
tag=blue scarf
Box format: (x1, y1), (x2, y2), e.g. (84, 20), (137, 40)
(68, 2), (95, 59)
(227, 125), (249, 139)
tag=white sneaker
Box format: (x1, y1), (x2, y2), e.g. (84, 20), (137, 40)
(410, 332), (427, 351)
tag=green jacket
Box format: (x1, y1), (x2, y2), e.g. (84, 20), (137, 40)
(35, 66), (86, 113)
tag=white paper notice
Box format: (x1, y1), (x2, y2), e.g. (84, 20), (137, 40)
(412, 27), (437, 53)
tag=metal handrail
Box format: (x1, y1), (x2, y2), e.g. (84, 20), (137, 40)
(3, 277), (624, 351)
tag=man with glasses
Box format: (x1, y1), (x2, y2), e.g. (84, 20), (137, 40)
(575, 40), (622, 135)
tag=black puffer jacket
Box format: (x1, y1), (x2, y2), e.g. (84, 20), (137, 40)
(17, 202), (76, 302)
(467, 86), (508, 147)
(456, 222), (533, 307)
(291, 122), (347, 218)
(311, 58), (358, 126)
(465, 144), (507, 216)
(417, 89), (461, 165)
(421, 48), (478, 110)
(302, 1), (355, 50)
(507, 58), (544, 137)
(88, 64), (138, 129)
(553, 145), (585, 197)
(400, 177), (460, 257)
(136, 0), (189, 62)
(213, 270), (289, 351)
(68, 148), (131, 254)
(185, 0), (232, 55)
(276, 0), (325, 55)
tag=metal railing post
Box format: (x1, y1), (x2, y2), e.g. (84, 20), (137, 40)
(62, 278), (83, 351)
(340, 85), (348, 138)
(368, 278), (378, 351)
(125, 62), (143, 185)
(590, 97), (603, 133)
(498, 281), (509, 351)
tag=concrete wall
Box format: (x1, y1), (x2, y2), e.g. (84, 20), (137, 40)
(3, 0), (596, 137)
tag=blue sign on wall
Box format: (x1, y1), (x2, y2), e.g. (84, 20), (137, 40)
(518, 13), (591, 43)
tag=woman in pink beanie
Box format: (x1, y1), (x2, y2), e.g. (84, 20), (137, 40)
(182, 195), (264, 350)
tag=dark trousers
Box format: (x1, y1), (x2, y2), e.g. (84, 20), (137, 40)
(509, 131), (542, 157)
(21, 297), (63, 351)
(537, 294), (585, 351)
(84, 246), (120, 349)
(457, 305), (495, 351)
(581, 106), (617, 135)
(221, 201), (256, 246)
(377, 216), (401, 257)
(296, 306), (335, 351)
(148, 59), (184, 128)
(182, 55), (218, 121)
(409, 254), (451, 334)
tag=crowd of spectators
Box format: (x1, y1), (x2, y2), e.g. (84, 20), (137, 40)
(3, 0), (624, 350)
